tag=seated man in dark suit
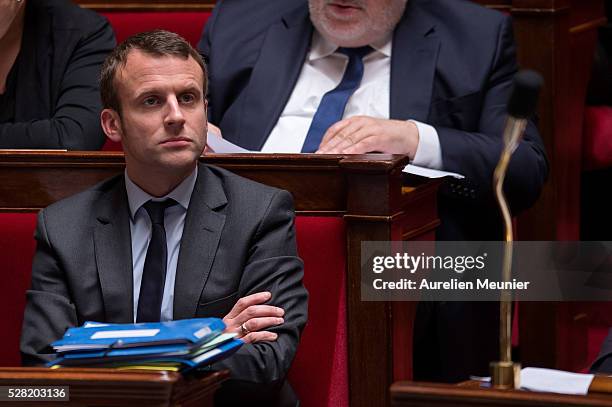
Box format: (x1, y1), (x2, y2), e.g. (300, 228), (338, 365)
(199, 0), (548, 240)
(199, 0), (548, 382)
(20, 30), (308, 406)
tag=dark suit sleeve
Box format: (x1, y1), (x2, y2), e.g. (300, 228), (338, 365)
(197, 0), (217, 60)
(591, 328), (612, 373)
(198, 0), (220, 122)
(212, 189), (308, 403)
(435, 16), (548, 212)
(20, 210), (78, 366)
(0, 16), (115, 150)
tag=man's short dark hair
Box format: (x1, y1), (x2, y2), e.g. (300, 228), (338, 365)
(100, 29), (208, 113)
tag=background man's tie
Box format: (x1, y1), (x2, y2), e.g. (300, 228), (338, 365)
(301, 46), (373, 153)
(136, 199), (176, 322)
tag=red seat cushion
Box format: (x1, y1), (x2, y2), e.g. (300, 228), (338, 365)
(587, 327), (610, 372)
(100, 11), (211, 46)
(290, 217), (348, 407)
(102, 139), (122, 152)
(0, 213), (38, 366)
(583, 106), (612, 170)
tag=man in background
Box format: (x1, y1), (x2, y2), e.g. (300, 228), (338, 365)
(199, 0), (548, 382)
(199, 0), (548, 240)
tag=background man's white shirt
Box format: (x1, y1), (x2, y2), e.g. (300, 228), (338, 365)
(261, 31), (443, 170)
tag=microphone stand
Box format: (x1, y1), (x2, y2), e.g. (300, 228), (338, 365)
(490, 71), (542, 389)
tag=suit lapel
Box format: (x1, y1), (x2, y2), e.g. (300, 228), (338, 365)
(173, 165), (227, 320)
(390, 0), (440, 122)
(93, 178), (134, 323)
(238, 5), (313, 151)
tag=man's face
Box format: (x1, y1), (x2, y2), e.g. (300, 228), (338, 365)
(309, 0), (407, 47)
(104, 50), (207, 180)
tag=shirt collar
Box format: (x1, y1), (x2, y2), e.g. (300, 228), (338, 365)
(125, 166), (198, 220)
(308, 30), (393, 62)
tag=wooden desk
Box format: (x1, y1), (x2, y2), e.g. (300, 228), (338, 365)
(0, 367), (228, 407)
(391, 381), (612, 407)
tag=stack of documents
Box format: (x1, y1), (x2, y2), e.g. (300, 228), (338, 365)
(48, 318), (242, 372)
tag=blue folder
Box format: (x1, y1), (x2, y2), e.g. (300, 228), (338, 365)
(48, 338), (243, 370)
(51, 318), (225, 352)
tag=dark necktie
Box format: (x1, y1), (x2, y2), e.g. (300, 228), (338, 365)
(301, 46), (373, 153)
(136, 199), (176, 323)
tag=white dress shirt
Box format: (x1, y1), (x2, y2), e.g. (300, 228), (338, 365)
(261, 31), (442, 169)
(124, 167), (197, 322)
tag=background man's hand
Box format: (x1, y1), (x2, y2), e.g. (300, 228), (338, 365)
(222, 291), (285, 344)
(316, 116), (419, 157)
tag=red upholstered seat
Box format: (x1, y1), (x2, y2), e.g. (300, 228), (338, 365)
(99, 11), (212, 152)
(0, 213), (348, 407)
(0, 213), (38, 367)
(582, 106), (612, 171)
(100, 11), (210, 46)
(588, 327), (610, 371)
(290, 217), (348, 407)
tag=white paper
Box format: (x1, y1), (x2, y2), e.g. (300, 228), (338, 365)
(90, 329), (160, 339)
(192, 347), (222, 364)
(206, 133), (254, 153)
(403, 164), (465, 179)
(520, 367), (594, 395)
(206, 134), (465, 181)
(83, 321), (110, 328)
(193, 326), (212, 339)
(54, 344), (110, 351)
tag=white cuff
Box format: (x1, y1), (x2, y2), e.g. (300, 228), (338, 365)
(409, 120), (443, 170)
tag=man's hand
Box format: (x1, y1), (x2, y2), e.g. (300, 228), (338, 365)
(316, 116), (419, 157)
(223, 291), (285, 344)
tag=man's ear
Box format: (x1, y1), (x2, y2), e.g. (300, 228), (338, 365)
(100, 109), (123, 143)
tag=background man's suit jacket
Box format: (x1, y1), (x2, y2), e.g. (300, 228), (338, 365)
(0, 0), (115, 150)
(20, 163), (308, 404)
(591, 329), (612, 374)
(199, 0), (549, 240)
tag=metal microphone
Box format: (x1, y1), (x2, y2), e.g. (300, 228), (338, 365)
(503, 70), (544, 155)
(491, 70), (543, 389)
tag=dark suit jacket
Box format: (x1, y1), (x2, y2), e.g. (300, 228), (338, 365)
(591, 329), (612, 374)
(0, 0), (115, 150)
(20, 163), (308, 405)
(199, 0), (549, 240)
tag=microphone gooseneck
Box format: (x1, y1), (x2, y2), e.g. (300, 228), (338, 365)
(491, 70), (543, 389)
